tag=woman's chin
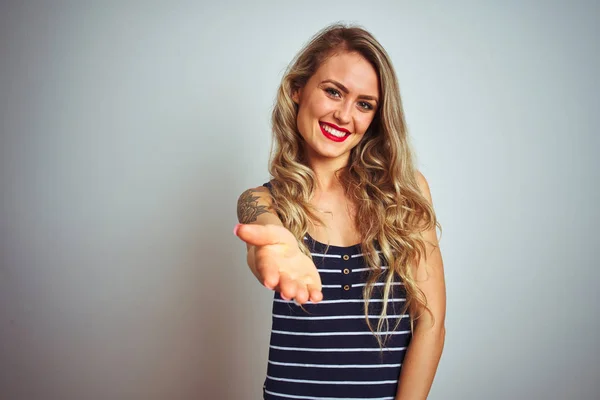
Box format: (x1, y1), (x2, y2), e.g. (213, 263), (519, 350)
(307, 148), (349, 163)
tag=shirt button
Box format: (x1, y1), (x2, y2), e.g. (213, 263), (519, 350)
(343, 284), (350, 291)
(343, 268), (350, 274)
(342, 255), (350, 260)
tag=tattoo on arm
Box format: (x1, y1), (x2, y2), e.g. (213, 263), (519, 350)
(237, 189), (271, 223)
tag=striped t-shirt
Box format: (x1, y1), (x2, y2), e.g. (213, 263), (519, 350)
(262, 183), (412, 400)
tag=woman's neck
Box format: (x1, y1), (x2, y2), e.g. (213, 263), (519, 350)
(307, 156), (349, 193)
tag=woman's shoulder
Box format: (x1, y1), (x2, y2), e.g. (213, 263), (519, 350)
(237, 183), (273, 203)
(236, 183), (279, 225)
(414, 170), (433, 203)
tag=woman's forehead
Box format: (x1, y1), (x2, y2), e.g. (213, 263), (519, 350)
(312, 52), (379, 96)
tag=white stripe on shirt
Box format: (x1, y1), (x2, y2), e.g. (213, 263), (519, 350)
(270, 345), (408, 352)
(266, 375), (398, 385)
(274, 298), (405, 305)
(272, 329), (411, 336)
(317, 266), (389, 273)
(264, 389), (394, 400)
(273, 314), (409, 321)
(267, 360), (402, 369)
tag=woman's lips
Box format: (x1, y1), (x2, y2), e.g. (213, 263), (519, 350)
(319, 122), (350, 142)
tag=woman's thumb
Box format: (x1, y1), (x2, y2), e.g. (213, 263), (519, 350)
(234, 223), (285, 247)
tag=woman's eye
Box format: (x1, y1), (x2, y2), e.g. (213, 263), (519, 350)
(358, 101), (374, 111)
(325, 87), (341, 98)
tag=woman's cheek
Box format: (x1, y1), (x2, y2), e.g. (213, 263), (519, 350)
(356, 119), (371, 135)
(310, 95), (333, 113)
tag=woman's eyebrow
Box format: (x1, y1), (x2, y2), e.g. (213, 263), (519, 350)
(321, 79), (379, 103)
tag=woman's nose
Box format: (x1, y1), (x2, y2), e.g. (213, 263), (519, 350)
(333, 103), (352, 125)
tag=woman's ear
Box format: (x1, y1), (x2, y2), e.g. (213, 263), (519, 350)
(291, 87), (302, 104)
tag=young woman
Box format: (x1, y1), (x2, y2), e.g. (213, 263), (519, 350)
(235, 24), (446, 400)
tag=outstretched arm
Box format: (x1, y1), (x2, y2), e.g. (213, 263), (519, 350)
(235, 186), (322, 304)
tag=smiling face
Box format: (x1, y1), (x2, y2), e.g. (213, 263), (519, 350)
(292, 51), (380, 168)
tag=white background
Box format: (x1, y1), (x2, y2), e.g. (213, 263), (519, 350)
(1, 1), (598, 399)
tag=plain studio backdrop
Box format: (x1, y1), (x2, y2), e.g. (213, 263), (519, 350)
(1, 1), (598, 399)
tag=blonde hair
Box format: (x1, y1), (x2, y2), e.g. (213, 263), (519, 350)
(268, 23), (440, 346)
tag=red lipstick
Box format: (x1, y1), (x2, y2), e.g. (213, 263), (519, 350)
(319, 122), (351, 143)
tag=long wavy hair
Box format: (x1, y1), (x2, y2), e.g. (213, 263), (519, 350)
(268, 23), (440, 346)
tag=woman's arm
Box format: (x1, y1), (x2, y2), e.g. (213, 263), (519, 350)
(237, 186), (283, 229)
(236, 186), (323, 304)
(237, 186), (283, 274)
(395, 172), (447, 400)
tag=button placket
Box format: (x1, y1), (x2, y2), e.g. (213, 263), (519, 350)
(341, 254), (352, 296)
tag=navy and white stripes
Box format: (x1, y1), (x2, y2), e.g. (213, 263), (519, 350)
(262, 232), (411, 400)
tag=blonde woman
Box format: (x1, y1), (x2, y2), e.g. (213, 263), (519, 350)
(235, 24), (446, 400)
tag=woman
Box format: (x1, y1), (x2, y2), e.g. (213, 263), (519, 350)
(235, 23), (446, 400)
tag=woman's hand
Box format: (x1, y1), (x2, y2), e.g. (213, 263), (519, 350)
(235, 223), (322, 304)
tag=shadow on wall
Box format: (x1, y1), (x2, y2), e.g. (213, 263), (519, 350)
(176, 169), (271, 399)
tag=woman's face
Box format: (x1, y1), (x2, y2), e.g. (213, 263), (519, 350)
(293, 51), (379, 167)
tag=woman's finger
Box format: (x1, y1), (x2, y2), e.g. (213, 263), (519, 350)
(306, 282), (323, 303)
(294, 284), (309, 304)
(278, 272), (298, 300)
(261, 268), (280, 290)
(255, 257), (280, 290)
